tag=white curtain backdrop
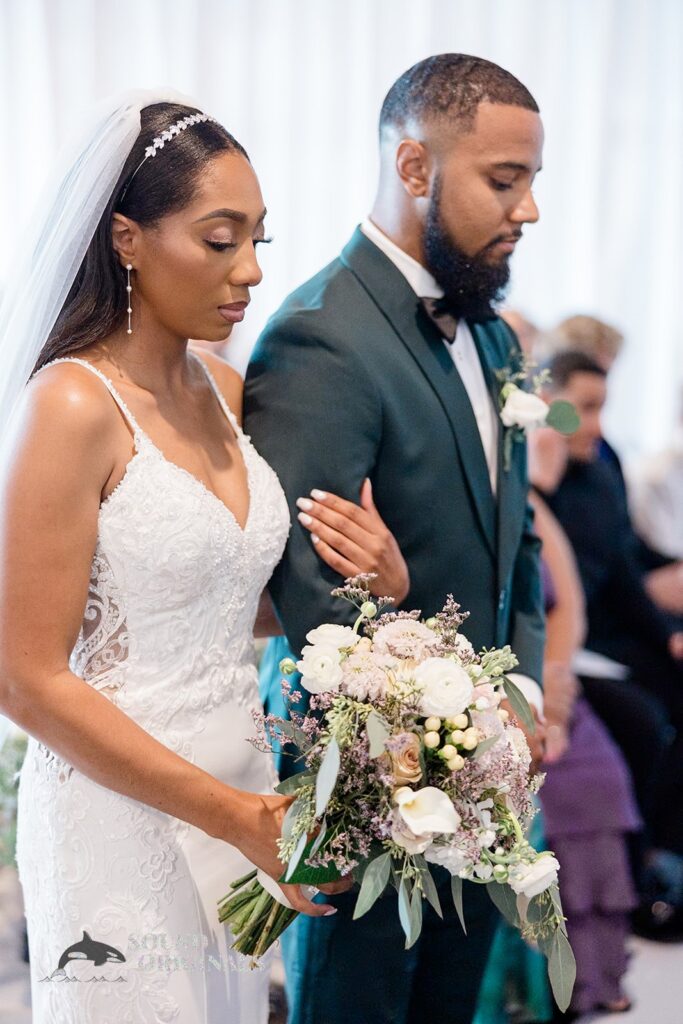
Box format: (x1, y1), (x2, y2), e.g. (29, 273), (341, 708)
(1, 0), (681, 458)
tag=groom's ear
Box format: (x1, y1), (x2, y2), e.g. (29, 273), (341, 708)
(395, 139), (431, 198)
(111, 213), (141, 268)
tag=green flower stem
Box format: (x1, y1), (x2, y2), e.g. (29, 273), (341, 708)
(252, 899), (282, 959)
(228, 868), (258, 891)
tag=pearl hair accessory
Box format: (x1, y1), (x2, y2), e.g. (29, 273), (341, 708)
(126, 264), (133, 335)
(119, 111), (218, 203)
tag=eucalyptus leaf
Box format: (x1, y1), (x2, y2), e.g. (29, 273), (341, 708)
(471, 735), (501, 760)
(516, 893), (530, 923)
(353, 852), (392, 919)
(275, 770), (316, 796)
(310, 820), (327, 857)
(526, 894), (545, 927)
(546, 399), (580, 436)
(406, 883), (423, 949)
(537, 929), (555, 958)
(315, 736), (340, 817)
(548, 928), (577, 1012)
(487, 882), (521, 928)
(366, 711), (391, 758)
(280, 795), (306, 842)
(501, 675), (535, 733)
(284, 830), (308, 881)
(398, 877), (412, 942)
(421, 867), (443, 919)
(549, 883), (568, 934)
(277, 719), (309, 749)
(450, 875), (467, 935)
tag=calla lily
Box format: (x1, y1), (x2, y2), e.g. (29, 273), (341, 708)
(395, 786), (461, 835)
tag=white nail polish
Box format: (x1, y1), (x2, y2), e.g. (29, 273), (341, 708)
(297, 511), (312, 526)
(296, 497), (313, 512)
(310, 489), (327, 501)
(324, 908), (337, 916)
(311, 534), (320, 544)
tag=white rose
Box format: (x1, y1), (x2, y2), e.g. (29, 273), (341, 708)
(424, 843), (471, 877)
(395, 786), (461, 836)
(305, 624), (361, 650)
(500, 385), (549, 430)
(296, 644), (343, 694)
(508, 855), (560, 899)
(415, 658), (474, 718)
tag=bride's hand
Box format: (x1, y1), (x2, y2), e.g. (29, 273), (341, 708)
(296, 479), (410, 604)
(233, 792), (352, 917)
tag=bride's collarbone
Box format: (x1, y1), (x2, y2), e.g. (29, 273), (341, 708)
(101, 384), (250, 517)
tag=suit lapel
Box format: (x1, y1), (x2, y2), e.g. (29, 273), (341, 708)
(469, 321), (528, 588)
(341, 229), (496, 555)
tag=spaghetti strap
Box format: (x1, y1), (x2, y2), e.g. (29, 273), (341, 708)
(190, 352), (242, 434)
(39, 356), (147, 443)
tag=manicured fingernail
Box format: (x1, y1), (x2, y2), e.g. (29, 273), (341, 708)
(310, 489), (327, 501)
(296, 497), (313, 512)
(311, 534), (320, 545)
(324, 908), (337, 916)
(297, 511), (312, 526)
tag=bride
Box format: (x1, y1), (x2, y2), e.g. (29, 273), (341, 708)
(0, 91), (408, 1023)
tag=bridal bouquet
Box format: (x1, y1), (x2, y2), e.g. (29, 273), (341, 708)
(219, 576), (575, 1010)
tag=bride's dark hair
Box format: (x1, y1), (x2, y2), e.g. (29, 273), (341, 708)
(33, 102), (247, 373)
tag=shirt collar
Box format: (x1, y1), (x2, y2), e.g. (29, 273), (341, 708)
(360, 218), (443, 300)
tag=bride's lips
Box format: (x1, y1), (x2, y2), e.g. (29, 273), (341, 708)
(218, 302), (248, 324)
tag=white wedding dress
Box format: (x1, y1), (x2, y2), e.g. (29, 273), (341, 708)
(16, 355), (290, 1024)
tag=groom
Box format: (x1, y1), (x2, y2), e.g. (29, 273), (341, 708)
(245, 54), (546, 1024)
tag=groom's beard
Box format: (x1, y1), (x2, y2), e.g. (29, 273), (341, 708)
(423, 181), (513, 322)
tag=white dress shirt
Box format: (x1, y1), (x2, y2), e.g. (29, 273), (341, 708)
(361, 218), (500, 494)
(360, 218), (543, 714)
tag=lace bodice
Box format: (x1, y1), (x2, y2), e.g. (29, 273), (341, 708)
(41, 355), (290, 755)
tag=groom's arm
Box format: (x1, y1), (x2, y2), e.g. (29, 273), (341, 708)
(508, 500), (545, 689)
(244, 314), (382, 658)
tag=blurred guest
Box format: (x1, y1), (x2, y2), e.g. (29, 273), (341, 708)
(540, 314), (624, 372)
(530, 352), (683, 935)
(628, 388), (683, 564)
(532, 492), (639, 1018)
(542, 317), (683, 622)
(500, 308), (540, 355)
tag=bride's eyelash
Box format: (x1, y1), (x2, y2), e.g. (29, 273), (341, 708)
(205, 236), (274, 253)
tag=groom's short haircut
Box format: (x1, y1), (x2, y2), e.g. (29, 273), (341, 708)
(379, 54), (539, 140)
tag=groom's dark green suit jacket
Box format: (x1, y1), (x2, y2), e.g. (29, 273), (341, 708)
(245, 227), (544, 684)
(244, 228), (545, 1024)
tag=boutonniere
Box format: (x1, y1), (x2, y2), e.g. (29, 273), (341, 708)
(495, 352), (579, 471)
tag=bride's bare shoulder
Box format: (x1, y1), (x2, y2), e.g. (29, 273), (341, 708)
(20, 359), (121, 448)
(190, 347), (244, 424)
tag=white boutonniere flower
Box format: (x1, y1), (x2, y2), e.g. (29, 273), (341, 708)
(496, 353), (579, 470)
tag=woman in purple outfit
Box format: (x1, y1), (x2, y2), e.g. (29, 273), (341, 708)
(531, 482), (639, 1019)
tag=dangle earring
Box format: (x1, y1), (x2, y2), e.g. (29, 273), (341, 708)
(126, 264), (133, 334)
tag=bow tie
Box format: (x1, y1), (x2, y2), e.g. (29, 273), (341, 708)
(420, 297), (458, 343)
